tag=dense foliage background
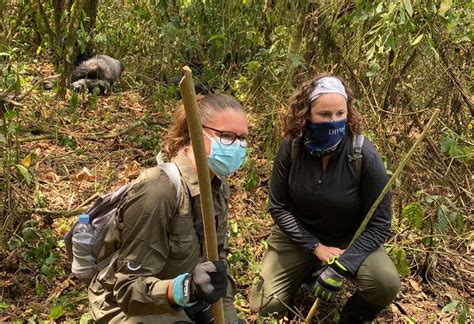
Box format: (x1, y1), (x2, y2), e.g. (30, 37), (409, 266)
(1, 0), (472, 322)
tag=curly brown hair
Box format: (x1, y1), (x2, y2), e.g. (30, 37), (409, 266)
(281, 74), (363, 138)
(162, 94), (244, 159)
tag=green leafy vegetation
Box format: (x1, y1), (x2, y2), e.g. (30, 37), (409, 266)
(1, 0), (472, 322)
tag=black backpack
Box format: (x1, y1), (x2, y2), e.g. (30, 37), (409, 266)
(290, 134), (365, 177)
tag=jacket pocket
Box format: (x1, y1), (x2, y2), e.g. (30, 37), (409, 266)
(168, 217), (195, 259)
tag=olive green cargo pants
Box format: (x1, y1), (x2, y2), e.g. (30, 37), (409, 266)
(249, 226), (400, 316)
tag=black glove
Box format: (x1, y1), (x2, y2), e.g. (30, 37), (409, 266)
(170, 260), (228, 307)
(184, 301), (214, 323)
(313, 256), (349, 301)
(190, 260), (228, 304)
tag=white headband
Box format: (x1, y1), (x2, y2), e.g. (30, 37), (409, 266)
(309, 76), (347, 102)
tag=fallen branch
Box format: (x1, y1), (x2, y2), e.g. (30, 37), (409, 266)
(17, 134), (56, 143)
(83, 120), (145, 141)
(32, 192), (99, 218)
(33, 207), (87, 218)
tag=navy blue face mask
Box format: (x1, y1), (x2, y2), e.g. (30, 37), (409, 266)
(303, 119), (347, 157)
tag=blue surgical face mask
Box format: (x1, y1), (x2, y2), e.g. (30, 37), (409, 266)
(204, 134), (246, 177)
(303, 119), (347, 157)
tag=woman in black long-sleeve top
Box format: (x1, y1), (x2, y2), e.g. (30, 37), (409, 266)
(250, 75), (400, 323)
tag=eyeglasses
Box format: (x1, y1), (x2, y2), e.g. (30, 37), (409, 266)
(202, 125), (248, 148)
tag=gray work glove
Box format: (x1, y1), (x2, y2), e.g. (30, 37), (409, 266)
(190, 260), (228, 304)
(170, 260), (228, 307)
(313, 256), (349, 301)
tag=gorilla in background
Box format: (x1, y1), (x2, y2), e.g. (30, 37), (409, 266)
(71, 55), (124, 94)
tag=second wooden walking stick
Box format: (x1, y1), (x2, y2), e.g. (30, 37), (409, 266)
(179, 66), (226, 324)
(305, 109), (440, 322)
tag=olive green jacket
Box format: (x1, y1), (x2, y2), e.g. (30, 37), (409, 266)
(88, 151), (237, 323)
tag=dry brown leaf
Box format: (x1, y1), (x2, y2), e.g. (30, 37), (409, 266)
(47, 278), (73, 301)
(75, 167), (94, 181)
(409, 278), (421, 291)
(0, 277), (15, 288)
(119, 160), (141, 179)
(43, 171), (60, 182)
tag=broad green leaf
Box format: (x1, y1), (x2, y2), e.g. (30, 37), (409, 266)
(461, 146), (472, 163)
(403, 0), (413, 17)
(448, 141), (463, 159)
(366, 62), (381, 77)
(442, 300), (459, 312)
(15, 164), (31, 185)
(22, 226), (39, 241)
(49, 305), (64, 320)
(438, 0), (453, 16)
(36, 282), (45, 297)
(0, 302), (9, 311)
(41, 264), (51, 276)
(366, 46), (375, 61)
(390, 246), (410, 277)
(458, 303), (467, 324)
(80, 312), (93, 324)
(437, 204), (450, 234)
(10, 77), (21, 91)
(440, 135), (454, 153)
(402, 202), (425, 229)
(27, 314), (38, 324)
(22, 219), (39, 229)
(7, 237), (22, 250)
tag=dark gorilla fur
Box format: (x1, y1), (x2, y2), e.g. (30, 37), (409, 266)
(71, 55), (124, 94)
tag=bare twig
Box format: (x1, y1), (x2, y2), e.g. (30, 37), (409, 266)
(0, 96), (23, 107)
(31, 193), (99, 218)
(439, 49), (474, 117)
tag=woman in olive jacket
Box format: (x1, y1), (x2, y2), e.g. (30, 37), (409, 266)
(88, 94), (248, 323)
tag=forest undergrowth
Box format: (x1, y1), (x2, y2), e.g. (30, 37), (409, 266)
(1, 0), (473, 322)
(0, 59), (472, 323)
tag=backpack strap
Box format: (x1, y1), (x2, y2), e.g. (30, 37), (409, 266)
(290, 136), (301, 164)
(156, 150), (181, 201)
(158, 162), (181, 202)
(348, 134), (364, 178)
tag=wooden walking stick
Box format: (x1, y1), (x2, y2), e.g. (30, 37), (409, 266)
(305, 109), (440, 322)
(179, 66), (226, 324)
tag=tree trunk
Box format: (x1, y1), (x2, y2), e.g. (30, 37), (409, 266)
(58, 0), (86, 98)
